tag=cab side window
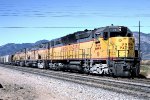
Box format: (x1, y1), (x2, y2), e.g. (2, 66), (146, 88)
(51, 41), (54, 47)
(103, 32), (108, 40)
(95, 32), (101, 38)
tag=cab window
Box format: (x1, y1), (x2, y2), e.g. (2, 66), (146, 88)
(110, 32), (132, 37)
(103, 32), (108, 40)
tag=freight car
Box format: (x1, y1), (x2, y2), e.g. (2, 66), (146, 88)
(0, 25), (141, 77)
(0, 55), (13, 64)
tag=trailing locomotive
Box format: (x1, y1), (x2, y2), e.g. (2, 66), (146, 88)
(0, 25), (141, 77)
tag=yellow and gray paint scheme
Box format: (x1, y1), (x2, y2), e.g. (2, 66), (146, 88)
(9, 25), (140, 77)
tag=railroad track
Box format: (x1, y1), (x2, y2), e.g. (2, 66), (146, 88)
(0, 64), (150, 99)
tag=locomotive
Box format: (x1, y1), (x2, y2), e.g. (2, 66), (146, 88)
(0, 25), (141, 77)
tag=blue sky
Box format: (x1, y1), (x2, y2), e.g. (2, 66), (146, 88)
(0, 0), (150, 46)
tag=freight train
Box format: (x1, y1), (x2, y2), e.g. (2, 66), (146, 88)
(0, 25), (141, 77)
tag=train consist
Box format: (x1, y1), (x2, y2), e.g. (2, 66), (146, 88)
(0, 25), (141, 77)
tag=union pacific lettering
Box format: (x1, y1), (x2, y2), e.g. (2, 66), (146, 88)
(61, 44), (79, 52)
(120, 43), (133, 50)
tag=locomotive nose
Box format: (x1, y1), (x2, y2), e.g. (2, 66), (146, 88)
(116, 37), (135, 58)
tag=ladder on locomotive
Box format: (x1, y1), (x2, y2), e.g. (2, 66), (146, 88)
(79, 48), (92, 60)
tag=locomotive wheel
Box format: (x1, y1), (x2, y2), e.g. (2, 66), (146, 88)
(20, 62), (25, 67)
(83, 67), (90, 74)
(132, 66), (140, 77)
(79, 68), (84, 74)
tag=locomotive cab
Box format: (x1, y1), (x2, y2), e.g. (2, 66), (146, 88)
(109, 26), (134, 58)
(99, 26), (140, 77)
(92, 26), (140, 77)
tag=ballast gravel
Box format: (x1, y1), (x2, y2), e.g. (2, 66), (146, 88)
(0, 66), (143, 100)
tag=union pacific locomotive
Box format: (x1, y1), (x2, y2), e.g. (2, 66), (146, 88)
(0, 25), (141, 77)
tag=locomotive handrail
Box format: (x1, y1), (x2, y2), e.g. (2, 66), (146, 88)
(53, 48), (92, 60)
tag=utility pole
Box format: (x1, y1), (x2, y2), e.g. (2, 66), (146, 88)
(139, 21), (141, 59)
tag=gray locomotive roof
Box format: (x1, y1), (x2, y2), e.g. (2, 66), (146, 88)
(96, 27), (106, 31)
(14, 25), (132, 52)
(94, 27), (106, 33)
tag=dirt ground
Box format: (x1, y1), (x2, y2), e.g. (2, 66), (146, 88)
(0, 82), (36, 100)
(140, 65), (150, 78)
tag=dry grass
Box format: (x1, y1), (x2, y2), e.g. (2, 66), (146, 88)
(141, 60), (150, 65)
(140, 65), (150, 78)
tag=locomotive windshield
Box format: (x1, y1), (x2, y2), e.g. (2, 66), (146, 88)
(108, 26), (133, 37)
(110, 32), (133, 37)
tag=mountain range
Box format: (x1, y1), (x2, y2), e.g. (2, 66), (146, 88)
(0, 40), (49, 56)
(133, 32), (150, 60)
(0, 32), (150, 59)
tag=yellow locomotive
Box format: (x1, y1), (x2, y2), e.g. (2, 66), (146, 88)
(12, 25), (140, 77)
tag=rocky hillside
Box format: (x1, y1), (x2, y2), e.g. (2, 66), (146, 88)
(0, 40), (49, 56)
(0, 32), (150, 59)
(133, 32), (150, 60)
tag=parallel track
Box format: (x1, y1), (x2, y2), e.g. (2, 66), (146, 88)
(0, 64), (150, 99)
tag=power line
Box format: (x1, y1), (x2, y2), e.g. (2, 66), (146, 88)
(0, 26), (150, 29)
(0, 26), (91, 29)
